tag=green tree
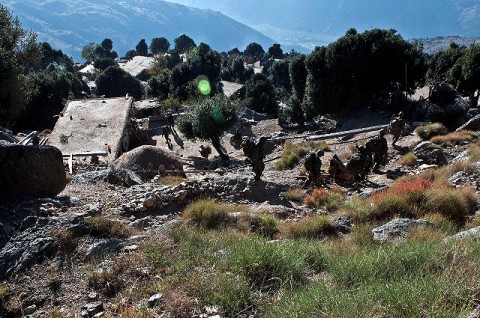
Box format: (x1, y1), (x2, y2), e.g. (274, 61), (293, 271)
(174, 34), (196, 53)
(170, 43), (222, 100)
(449, 45), (480, 107)
(81, 42), (96, 63)
(244, 42), (265, 58)
(136, 39), (149, 56)
(289, 54), (308, 102)
(268, 43), (283, 59)
(243, 73), (278, 115)
(303, 28), (425, 117)
(150, 37), (170, 54)
(146, 70), (171, 100)
(0, 4), (42, 127)
(94, 57), (116, 71)
(95, 66), (143, 100)
(125, 50), (137, 60)
(221, 57), (253, 83)
(176, 95), (239, 159)
(269, 60), (291, 93)
(101, 38), (113, 52)
(40, 42), (74, 71)
(427, 43), (465, 85)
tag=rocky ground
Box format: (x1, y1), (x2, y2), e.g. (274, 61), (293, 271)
(0, 108), (479, 317)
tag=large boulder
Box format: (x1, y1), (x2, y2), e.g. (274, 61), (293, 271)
(455, 114), (480, 132)
(112, 145), (183, 179)
(372, 218), (433, 243)
(0, 127), (17, 143)
(413, 141), (448, 166)
(0, 141), (67, 198)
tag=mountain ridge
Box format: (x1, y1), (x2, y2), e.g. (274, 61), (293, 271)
(1, 0), (280, 62)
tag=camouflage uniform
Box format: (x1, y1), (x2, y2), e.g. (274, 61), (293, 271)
(199, 145), (212, 159)
(242, 136), (267, 181)
(365, 130), (388, 171)
(230, 129), (243, 149)
(346, 145), (369, 181)
(328, 154), (354, 182)
(161, 125), (171, 142)
(304, 150), (324, 186)
(389, 112), (405, 146)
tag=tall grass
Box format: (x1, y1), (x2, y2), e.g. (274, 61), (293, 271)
(342, 175), (477, 224)
(415, 122), (448, 140)
(275, 140), (330, 170)
(304, 187), (345, 211)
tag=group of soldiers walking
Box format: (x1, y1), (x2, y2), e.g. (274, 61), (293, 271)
(305, 112), (405, 186)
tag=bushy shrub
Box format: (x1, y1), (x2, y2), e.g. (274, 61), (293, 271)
(400, 152), (418, 167)
(304, 187), (345, 211)
(415, 122), (448, 140)
(84, 216), (131, 238)
(284, 215), (336, 239)
(95, 66), (143, 99)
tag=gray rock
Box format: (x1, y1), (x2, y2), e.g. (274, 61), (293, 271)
(332, 216), (352, 234)
(106, 167), (144, 187)
(414, 141), (448, 166)
(456, 114), (480, 132)
(129, 216), (153, 230)
(143, 193), (157, 208)
(86, 239), (124, 260)
(82, 301), (104, 317)
(24, 304), (37, 315)
(443, 226), (480, 243)
(372, 218), (433, 243)
(0, 221), (15, 237)
(466, 305), (480, 318)
(0, 141), (67, 198)
(148, 293), (162, 307)
(0, 127), (17, 143)
(0, 217), (56, 279)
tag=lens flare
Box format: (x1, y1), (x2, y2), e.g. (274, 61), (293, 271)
(197, 76), (211, 95)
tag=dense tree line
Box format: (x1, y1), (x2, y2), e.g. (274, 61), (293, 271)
(2, 2), (480, 134)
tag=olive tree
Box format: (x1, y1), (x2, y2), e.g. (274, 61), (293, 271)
(0, 4), (42, 127)
(95, 66), (143, 99)
(176, 95), (239, 159)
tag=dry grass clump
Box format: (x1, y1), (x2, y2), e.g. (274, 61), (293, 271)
(181, 199), (278, 237)
(52, 228), (78, 253)
(430, 130), (477, 146)
(415, 122), (448, 140)
(350, 178), (477, 224)
(467, 140), (480, 162)
(304, 187), (345, 211)
(400, 151), (418, 167)
(84, 216), (132, 238)
(275, 140), (330, 170)
(284, 187), (305, 203)
(283, 215), (336, 239)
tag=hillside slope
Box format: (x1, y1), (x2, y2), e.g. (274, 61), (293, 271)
(2, 0), (276, 62)
(168, 0), (480, 49)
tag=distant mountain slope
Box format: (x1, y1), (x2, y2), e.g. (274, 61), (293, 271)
(415, 36), (480, 54)
(167, 0), (480, 49)
(1, 0), (276, 62)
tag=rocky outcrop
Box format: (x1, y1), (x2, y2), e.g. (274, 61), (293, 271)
(121, 172), (288, 214)
(372, 218), (433, 243)
(456, 114), (480, 132)
(0, 141), (67, 198)
(112, 145), (184, 180)
(443, 226), (480, 243)
(0, 127), (17, 143)
(413, 141), (448, 166)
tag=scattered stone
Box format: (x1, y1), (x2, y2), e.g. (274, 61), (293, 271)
(444, 226), (480, 243)
(372, 218), (433, 243)
(87, 292), (99, 301)
(81, 301), (104, 318)
(331, 216), (352, 234)
(148, 293), (162, 307)
(143, 193), (157, 208)
(413, 141), (448, 166)
(466, 305), (480, 318)
(0, 141), (67, 198)
(86, 239), (124, 260)
(24, 304), (37, 315)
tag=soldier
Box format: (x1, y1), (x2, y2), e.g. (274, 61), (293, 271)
(242, 136), (267, 181)
(161, 125), (171, 143)
(328, 154), (354, 183)
(365, 129), (388, 172)
(304, 150), (324, 186)
(230, 129), (242, 149)
(167, 113), (176, 133)
(199, 145), (212, 159)
(346, 145), (369, 181)
(389, 112), (405, 146)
